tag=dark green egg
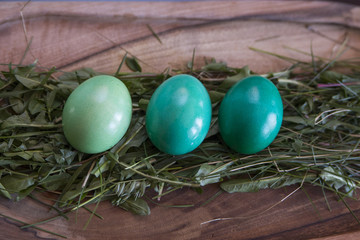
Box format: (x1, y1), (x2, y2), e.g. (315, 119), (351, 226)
(219, 76), (283, 154)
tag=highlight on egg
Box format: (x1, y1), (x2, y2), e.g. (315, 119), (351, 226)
(62, 75), (132, 154)
(218, 75), (283, 154)
(145, 74), (212, 155)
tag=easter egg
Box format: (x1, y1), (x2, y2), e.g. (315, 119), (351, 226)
(62, 75), (132, 154)
(219, 76), (283, 154)
(146, 74), (212, 155)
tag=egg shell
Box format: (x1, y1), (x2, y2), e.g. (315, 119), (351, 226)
(146, 74), (212, 155)
(62, 75), (132, 154)
(219, 75), (283, 154)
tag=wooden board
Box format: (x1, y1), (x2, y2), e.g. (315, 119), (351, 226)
(2, 184), (360, 240)
(1, 1), (360, 74)
(1, 1), (360, 239)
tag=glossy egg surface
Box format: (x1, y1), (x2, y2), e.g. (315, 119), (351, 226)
(219, 75), (283, 154)
(62, 75), (132, 154)
(146, 74), (211, 155)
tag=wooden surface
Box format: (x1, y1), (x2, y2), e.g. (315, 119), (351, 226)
(2, 184), (360, 240)
(1, 1), (360, 240)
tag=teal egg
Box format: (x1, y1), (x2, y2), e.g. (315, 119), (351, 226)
(62, 75), (132, 154)
(219, 76), (283, 154)
(146, 74), (212, 155)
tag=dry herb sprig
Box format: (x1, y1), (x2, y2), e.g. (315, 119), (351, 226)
(0, 53), (360, 233)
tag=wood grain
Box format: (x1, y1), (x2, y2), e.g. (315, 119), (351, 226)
(1, 184), (360, 240)
(1, 1), (360, 74)
(1, 1), (360, 240)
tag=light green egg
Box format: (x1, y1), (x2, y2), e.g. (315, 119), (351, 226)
(62, 75), (132, 154)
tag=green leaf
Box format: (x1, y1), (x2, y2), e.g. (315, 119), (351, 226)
(46, 89), (57, 110)
(3, 151), (33, 160)
(323, 120), (360, 132)
(126, 57), (142, 72)
(34, 111), (47, 124)
(202, 62), (229, 72)
(33, 152), (45, 162)
(220, 66), (251, 89)
(138, 99), (149, 111)
(56, 149), (77, 165)
(1, 111), (31, 129)
(15, 75), (41, 89)
(0, 182), (11, 199)
(57, 81), (78, 94)
(0, 89), (31, 98)
(0, 107), (12, 121)
(0, 142), (8, 151)
(320, 71), (345, 83)
(320, 166), (356, 194)
(111, 118), (147, 155)
(28, 97), (44, 115)
(195, 164), (221, 186)
(113, 180), (147, 205)
(122, 78), (147, 95)
(76, 68), (99, 80)
(16, 185), (37, 201)
(9, 97), (25, 114)
(220, 174), (316, 193)
(13, 64), (36, 76)
(57, 72), (77, 82)
(117, 197), (150, 216)
(209, 91), (225, 103)
(59, 188), (83, 206)
(91, 156), (110, 177)
(299, 97), (314, 115)
(0, 175), (35, 194)
(40, 66), (57, 86)
(292, 139), (303, 155)
(40, 172), (71, 191)
(283, 116), (307, 125)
